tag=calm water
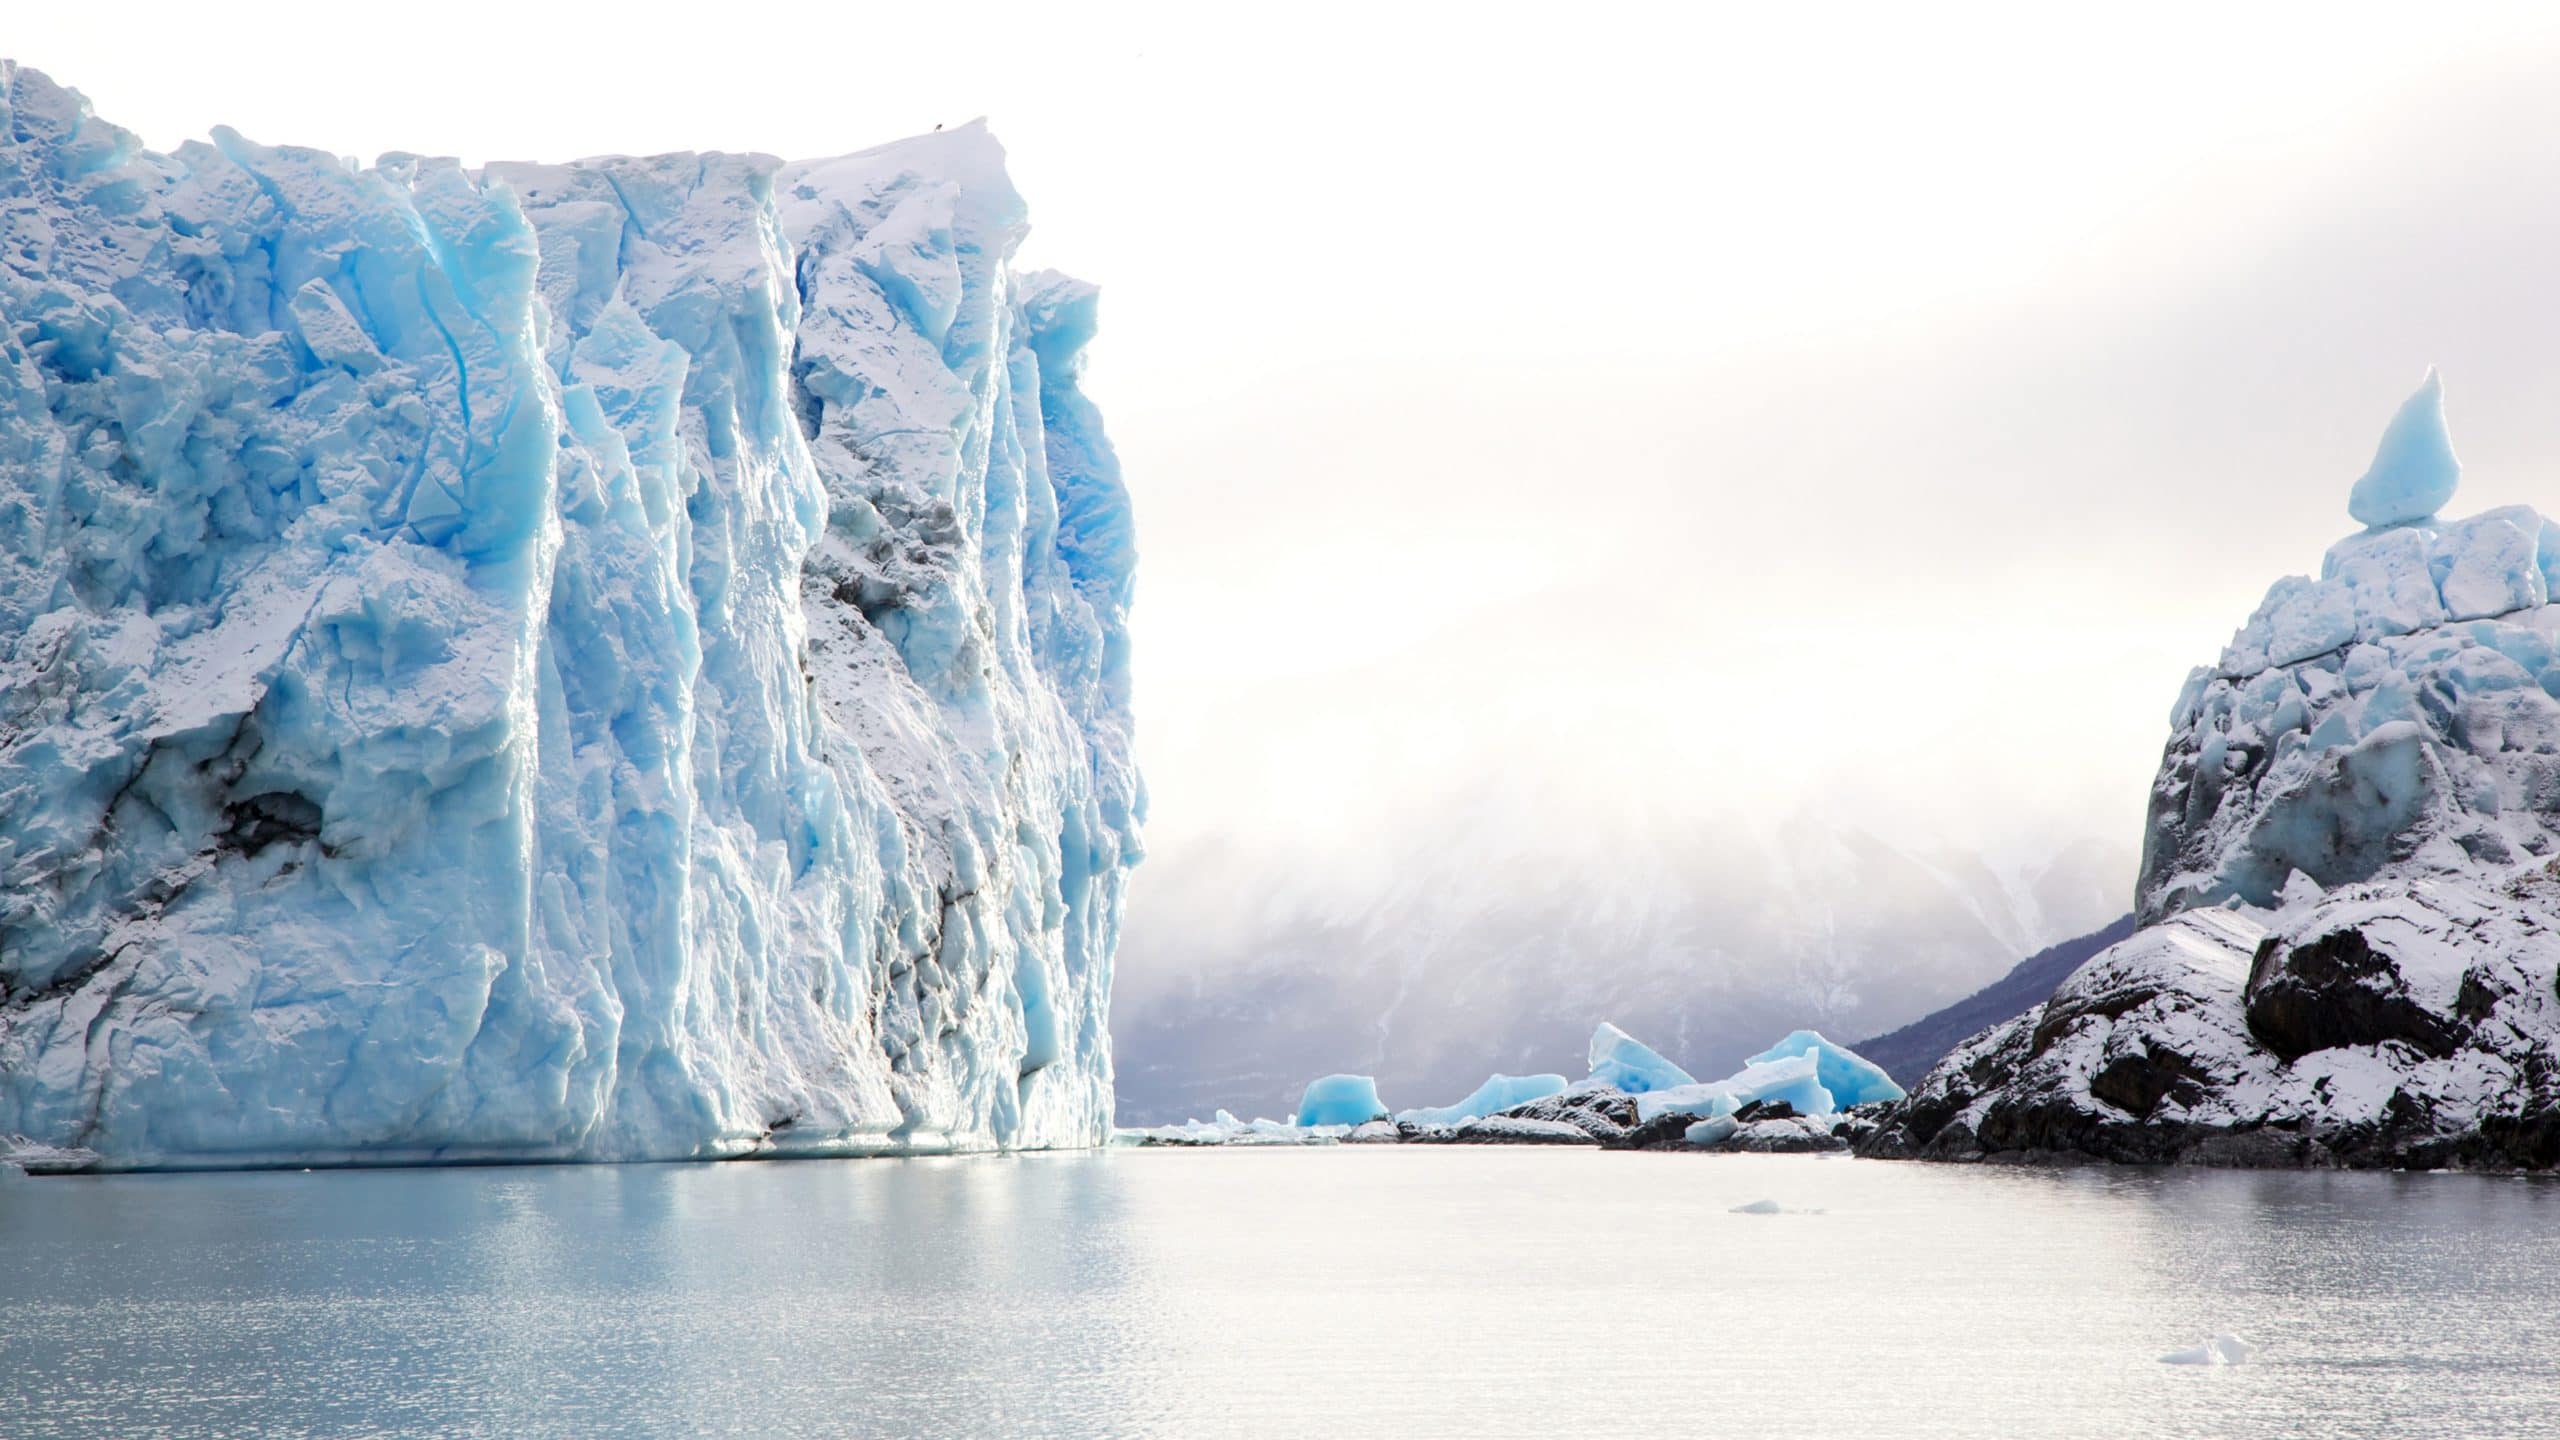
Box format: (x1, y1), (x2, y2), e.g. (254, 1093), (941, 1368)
(5, 1150), (2560, 1438)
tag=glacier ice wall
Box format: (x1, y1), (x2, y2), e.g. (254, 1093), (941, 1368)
(0, 65), (1140, 1168)
(2139, 374), (2560, 923)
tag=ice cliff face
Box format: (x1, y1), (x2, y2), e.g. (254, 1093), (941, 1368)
(0, 65), (1139, 1169)
(1872, 374), (2560, 1168)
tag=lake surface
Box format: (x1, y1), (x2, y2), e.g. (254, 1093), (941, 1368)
(6, 1149), (2560, 1438)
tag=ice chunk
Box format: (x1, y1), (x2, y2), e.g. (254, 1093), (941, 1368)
(2435, 507), (2548, 620)
(1395, 1073), (1568, 1127)
(1634, 1084), (1740, 1123)
(1744, 1030), (1905, 1107)
(1295, 1075), (1390, 1127)
(1683, 1115), (1738, 1146)
(1729, 1199), (1785, 1214)
(2159, 1334), (2256, 1366)
(1729, 1048), (1837, 1116)
(1629, 1047), (1839, 1121)
(1586, 1022), (1697, 1094)
(2348, 369), (2458, 527)
(2322, 525), (2447, 641)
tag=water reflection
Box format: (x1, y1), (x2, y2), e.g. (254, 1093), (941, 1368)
(6, 1153), (2560, 1437)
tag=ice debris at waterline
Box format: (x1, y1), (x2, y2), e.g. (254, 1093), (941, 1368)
(0, 65), (1141, 1173)
(1117, 1025), (1901, 1152)
(1866, 373), (2560, 1169)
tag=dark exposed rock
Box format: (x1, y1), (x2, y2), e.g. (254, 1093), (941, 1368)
(1862, 881), (2560, 1171)
(1492, 1088), (1636, 1143)
(1608, 1109), (1708, 1151)
(2243, 925), (2464, 1061)
(1449, 1116), (1596, 1145)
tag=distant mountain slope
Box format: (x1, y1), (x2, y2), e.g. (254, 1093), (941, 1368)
(1112, 800), (2133, 1125)
(1852, 914), (2137, 1087)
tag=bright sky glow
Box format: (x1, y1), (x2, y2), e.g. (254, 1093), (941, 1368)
(18, 0), (2560, 898)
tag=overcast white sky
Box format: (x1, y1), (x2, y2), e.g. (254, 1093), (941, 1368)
(19, 1), (2560, 894)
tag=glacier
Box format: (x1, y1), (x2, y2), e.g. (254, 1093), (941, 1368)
(2143, 372), (2560, 924)
(1869, 373), (2560, 1169)
(0, 65), (1140, 1170)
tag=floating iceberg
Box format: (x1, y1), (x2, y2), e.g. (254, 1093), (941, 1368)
(1395, 1073), (1567, 1127)
(0, 66), (1141, 1170)
(1587, 1022), (1697, 1094)
(1135, 1026), (1899, 1152)
(2159, 1334), (2256, 1367)
(1295, 1075), (1390, 1127)
(1746, 1030), (1904, 1108)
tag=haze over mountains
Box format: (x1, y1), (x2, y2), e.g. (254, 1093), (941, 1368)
(1113, 789), (2129, 1123)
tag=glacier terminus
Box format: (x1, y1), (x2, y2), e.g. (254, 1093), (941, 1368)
(0, 64), (1141, 1170)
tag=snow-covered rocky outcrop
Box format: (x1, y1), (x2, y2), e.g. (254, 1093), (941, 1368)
(1868, 374), (2560, 1168)
(0, 66), (1139, 1171)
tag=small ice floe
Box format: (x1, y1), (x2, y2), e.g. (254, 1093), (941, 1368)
(1728, 1198), (1825, 1215)
(2159, 1333), (2256, 1366)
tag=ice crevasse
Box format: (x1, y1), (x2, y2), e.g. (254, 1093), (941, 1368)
(0, 65), (1141, 1169)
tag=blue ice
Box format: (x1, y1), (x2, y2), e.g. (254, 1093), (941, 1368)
(1396, 1073), (1568, 1127)
(1745, 1031), (1905, 1107)
(1587, 1023), (1697, 1094)
(2348, 368), (2459, 528)
(0, 66), (1142, 1169)
(1296, 1075), (1390, 1127)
